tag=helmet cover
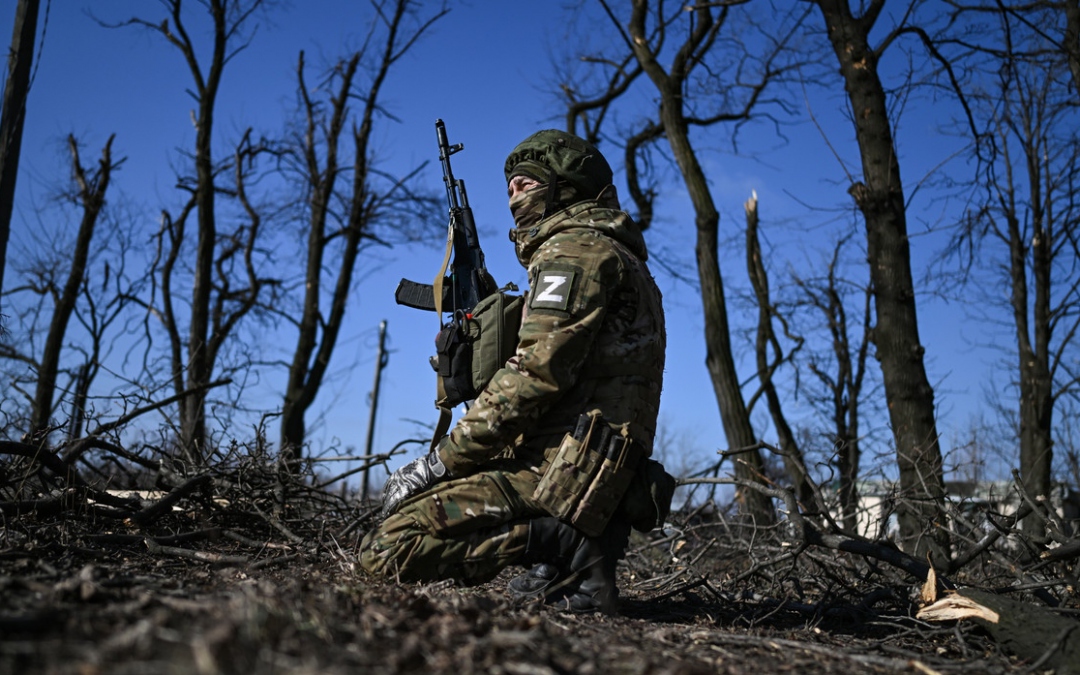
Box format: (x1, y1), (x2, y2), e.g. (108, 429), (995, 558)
(504, 129), (613, 201)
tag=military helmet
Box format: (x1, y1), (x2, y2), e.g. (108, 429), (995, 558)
(504, 129), (613, 200)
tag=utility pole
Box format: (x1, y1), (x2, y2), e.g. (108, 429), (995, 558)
(362, 320), (389, 501)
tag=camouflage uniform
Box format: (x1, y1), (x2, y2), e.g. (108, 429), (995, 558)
(360, 131), (665, 586)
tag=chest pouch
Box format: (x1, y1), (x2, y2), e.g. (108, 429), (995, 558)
(433, 285), (523, 408)
(532, 410), (645, 537)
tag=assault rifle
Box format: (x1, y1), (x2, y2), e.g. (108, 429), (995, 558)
(394, 119), (496, 318)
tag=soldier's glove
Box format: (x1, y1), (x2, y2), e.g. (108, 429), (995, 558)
(379, 445), (449, 520)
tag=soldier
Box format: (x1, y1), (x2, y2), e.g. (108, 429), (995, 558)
(359, 129), (667, 613)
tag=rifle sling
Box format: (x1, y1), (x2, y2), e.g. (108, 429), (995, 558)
(430, 405), (454, 454)
(433, 224), (455, 318)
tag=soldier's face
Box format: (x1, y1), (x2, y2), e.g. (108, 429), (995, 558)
(507, 175), (542, 202)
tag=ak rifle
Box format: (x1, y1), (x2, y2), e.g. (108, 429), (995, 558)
(394, 119), (495, 320)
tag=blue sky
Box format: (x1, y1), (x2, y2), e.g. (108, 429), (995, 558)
(0, 2), (1002, 485)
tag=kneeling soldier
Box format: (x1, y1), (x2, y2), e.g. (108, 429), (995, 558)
(360, 128), (668, 614)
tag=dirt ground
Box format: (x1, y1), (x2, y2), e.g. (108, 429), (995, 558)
(0, 499), (1033, 675)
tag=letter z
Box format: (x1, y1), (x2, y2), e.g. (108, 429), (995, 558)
(530, 268), (577, 312)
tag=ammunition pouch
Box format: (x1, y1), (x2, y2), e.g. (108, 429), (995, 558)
(533, 410), (645, 537)
(434, 286), (523, 407)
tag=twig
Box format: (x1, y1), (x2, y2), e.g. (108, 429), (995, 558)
(143, 537), (248, 566)
(222, 529), (292, 550)
(646, 576), (710, 603)
(248, 553), (304, 570)
(248, 501), (304, 544)
(88, 378), (232, 438)
(129, 475), (213, 526)
(84, 528), (222, 547)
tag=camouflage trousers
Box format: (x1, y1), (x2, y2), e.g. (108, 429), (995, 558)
(359, 454), (549, 585)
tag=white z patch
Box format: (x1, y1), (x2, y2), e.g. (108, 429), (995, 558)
(536, 275), (568, 304)
(530, 268), (578, 312)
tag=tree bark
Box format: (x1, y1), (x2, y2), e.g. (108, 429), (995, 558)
(812, 0), (948, 564)
(180, 0), (229, 464)
(1064, 0), (1080, 97)
(0, 0), (39, 319)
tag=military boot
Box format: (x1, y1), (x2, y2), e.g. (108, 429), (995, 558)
(556, 519), (631, 614)
(508, 517), (630, 614)
(507, 517), (580, 600)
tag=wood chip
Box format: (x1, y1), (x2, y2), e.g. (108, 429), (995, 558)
(916, 594), (1000, 624)
(918, 560), (937, 606)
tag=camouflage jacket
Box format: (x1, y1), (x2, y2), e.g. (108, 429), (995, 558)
(438, 199), (666, 475)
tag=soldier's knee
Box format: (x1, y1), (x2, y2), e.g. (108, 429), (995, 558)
(358, 512), (427, 580)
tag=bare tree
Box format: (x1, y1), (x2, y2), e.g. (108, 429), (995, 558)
(0, 134), (143, 446)
(28, 135), (121, 436)
(64, 206), (145, 443)
(0, 0), (40, 321)
(945, 6), (1080, 537)
(557, 0), (814, 524)
(791, 235), (874, 533)
(118, 0), (272, 465)
(278, 0), (446, 462)
(743, 193), (814, 510)
(808, 0), (950, 565)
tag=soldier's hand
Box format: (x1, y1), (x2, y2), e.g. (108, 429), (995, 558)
(379, 446), (448, 520)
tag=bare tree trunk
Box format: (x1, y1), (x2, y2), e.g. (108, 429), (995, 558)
(181, 0), (229, 464)
(30, 135), (117, 435)
(0, 0), (39, 319)
(1008, 193), (1054, 533)
(279, 51), (363, 461)
(812, 0), (949, 564)
(840, 280), (872, 533)
(744, 193), (814, 509)
(627, 0), (774, 524)
(1002, 71), (1056, 537)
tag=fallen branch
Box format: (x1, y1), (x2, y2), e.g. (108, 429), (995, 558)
(0, 440), (80, 484)
(1042, 540), (1080, 563)
(84, 528), (223, 547)
(0, 489), (83, 517)
(128, 475), (213, 526)
(143, 537), (248, 566)
(947, 501), (1033, 572)
(62, 436), (160, 471)
(918, 588), (1080, 673)
(680, 476), (942, 589)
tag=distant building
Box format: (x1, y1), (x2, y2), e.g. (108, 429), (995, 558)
(835, 480), (1079, 540)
